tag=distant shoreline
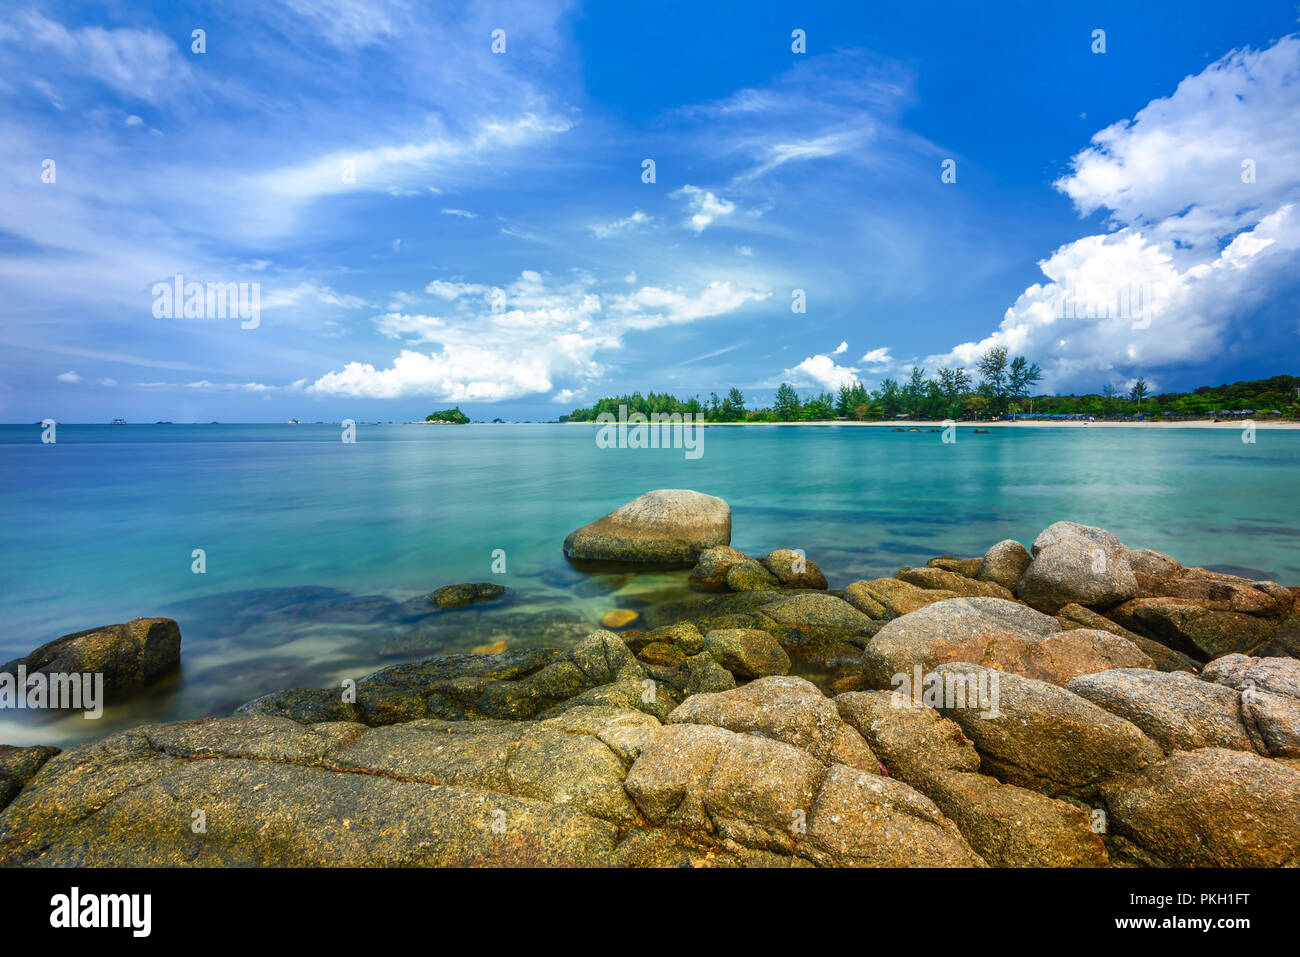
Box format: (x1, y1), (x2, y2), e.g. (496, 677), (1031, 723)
(566, 418), (1300, 430)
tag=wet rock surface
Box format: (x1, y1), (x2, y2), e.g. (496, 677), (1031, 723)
(1, 617), (181, 703)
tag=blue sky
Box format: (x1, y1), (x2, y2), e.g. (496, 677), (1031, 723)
(2, 0), (1299, 422)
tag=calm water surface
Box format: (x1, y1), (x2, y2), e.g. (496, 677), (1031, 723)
(2, 422), (1297, 744)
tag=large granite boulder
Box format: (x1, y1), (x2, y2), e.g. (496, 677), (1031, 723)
(835, 691), (1107, 867)
(930, 663), (1162, 799)
(1066, 669), (1256, 754)
(1015, 522), (1139, 614)
(862, 597), (1151, 688)
(563, 489), (731, 564)
(1, 618), (181, 703)
(1101, 748), (1300, 867)
(1108, 568), (1295, 659)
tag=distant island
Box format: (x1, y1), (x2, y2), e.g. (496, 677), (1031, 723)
(411, 407), (470, 424)
(562, 356), (1299, 424)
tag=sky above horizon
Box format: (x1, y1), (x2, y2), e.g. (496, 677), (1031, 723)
(2, 0), (1299, 422)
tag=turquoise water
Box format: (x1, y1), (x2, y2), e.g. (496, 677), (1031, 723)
(1, 422), (1297, 745)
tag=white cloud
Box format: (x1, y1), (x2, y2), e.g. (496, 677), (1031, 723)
(425, 280), (490, 301)
(786, 354), (860, 391)
(672, 185), (738, 233)
(590, 210), (651, 238)
(1, 13), (194, 104)
(441, 208), (477, 218)
(736, 245), (754, 256)
(307, 271), (770, 401)
(832, 341), (847, 354)
(56, 370), (80, 383)
(859, 347), (894, 368)
(929, 36), (1300, 392)
(124, 114), (143, 127)
(261, 282), (371, 311)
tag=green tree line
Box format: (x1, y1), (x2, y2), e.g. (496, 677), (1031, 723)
(562, 358), (1299, 423)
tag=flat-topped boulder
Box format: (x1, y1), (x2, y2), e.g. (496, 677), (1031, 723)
(563, 489), (731, 564)
(1, 617), (181, 703)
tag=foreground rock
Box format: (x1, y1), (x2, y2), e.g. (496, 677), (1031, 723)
(931, 663), (1162, 799)
(1066, 669), (1257, 754)
(0, 700), (983, 867)
(1101, 748), (1300, 866)
(0, 618), (181, 703)
(835, 691), (1107, 867)
(862, 597), (1151, 688)
(563, 489), (731, 564)
(0, 745), (59, 811)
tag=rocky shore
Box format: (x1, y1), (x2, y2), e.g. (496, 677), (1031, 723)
(1, 489), (1297, 867)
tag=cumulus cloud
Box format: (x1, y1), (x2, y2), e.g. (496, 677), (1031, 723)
(928, 35), (1300, 392)
(832, 341), (848, 354)
(786, 354), (860, 391)
(672, 185), (738, 233)
(307, 271), (770, 401)
(859, 347), (894, 368)
(56, 370), (80, 383)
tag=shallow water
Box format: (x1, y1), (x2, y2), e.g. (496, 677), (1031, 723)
(2, 422), (1297, 745)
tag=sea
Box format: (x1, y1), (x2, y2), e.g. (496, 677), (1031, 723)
(2, 421), (1296, 745)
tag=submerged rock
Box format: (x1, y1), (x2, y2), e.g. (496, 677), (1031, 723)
(0, 617), (181, 703)
(563, 489), (731, 564)
(599, 609), (639, 628)
(427, 582), (508, 608)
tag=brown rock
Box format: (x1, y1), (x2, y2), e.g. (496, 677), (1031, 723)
(976, 539), (1033, 591)
(1101, 748), (1300, 866)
